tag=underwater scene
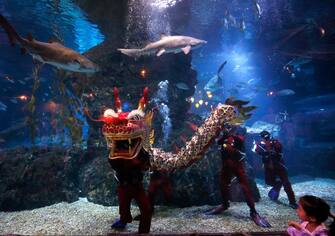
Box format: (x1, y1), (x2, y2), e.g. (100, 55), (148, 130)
(0, 0), (335, 235)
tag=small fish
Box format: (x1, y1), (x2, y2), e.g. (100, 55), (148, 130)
(228, 14), (237, 27)
(233, 65), (254, 72)
(204, 61), (227, 93)
(247, 78), (261, 84)
(175, 82), (190, 90)
(223, 18), (229, 29)
(235, 83), (247, 88)
(4, 76), (14, 83)
(204, 75), (220, 92)
(277, 89), (295, 96)
(254, 0), (262, 18)
(18, 80), (26, 85)
(247, 79), (255, 84)
(23, 76), (32, 81)
(10, 98), (18, 104)
(284, 57), (312, 71)
(0, 101), (7, 111)
(240, 20), (246, 32)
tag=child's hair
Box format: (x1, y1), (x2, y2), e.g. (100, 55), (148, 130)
(299, 195), (335, 233)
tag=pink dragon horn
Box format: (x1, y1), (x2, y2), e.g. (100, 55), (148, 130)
(138, 87), (149, 110)
(114, 87), (122, 112)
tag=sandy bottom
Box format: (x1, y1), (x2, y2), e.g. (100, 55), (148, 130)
(0, 176), (334, 235)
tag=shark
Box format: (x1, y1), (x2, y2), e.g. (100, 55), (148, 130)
(118, 35), (207, 57)
(0, 14), (99, 73)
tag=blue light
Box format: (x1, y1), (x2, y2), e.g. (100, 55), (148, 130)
(122, 102), (131, 112)
(74, 18), (105, 53)
(231, 51), (249, 65)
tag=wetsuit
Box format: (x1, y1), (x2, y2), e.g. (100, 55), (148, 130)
(148, 171), (172, 212)
(108, 148), (152, 233)
(256, 138), (296, 205)
(218, 134), (257, 214)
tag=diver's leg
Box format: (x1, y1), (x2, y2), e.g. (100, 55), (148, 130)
(235, 161), (256, 213)
(134, 176), (158, 221)
(134, 184), (152, 234)
(204, 159), (232, 215)
(277, 164), (297, 208)
(237, 162), (271, 228)
(220, 159), (233, 209)
(162, 176), (173, 203)
(111, 185), (132, 230)
(147, 177), (159, 214)
(265, 166), (281, 201)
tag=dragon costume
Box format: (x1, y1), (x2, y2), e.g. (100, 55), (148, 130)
(85, 87), (257, 233)
(87, 88), (252, 169)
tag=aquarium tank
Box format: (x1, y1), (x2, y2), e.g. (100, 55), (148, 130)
(0, 0), (334, 235)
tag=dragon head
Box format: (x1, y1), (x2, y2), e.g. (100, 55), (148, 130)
(101, 87), (153, 160)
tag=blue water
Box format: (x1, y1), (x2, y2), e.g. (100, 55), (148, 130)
(0, 0), (334, 166)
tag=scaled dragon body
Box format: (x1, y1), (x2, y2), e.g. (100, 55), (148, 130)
(86, 87), (254, 172)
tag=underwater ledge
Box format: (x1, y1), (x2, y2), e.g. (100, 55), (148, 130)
(0, 177), (334, 235)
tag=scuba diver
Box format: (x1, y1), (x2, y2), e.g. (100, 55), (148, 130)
(205, 127), (271, 228)
(147, 170), (173, 213)
(134, 170), (173, 221)
(255, 130), (298, 209)
(108, 148), (152, 233)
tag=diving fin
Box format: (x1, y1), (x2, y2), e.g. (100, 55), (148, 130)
(250, 212), (271, 228)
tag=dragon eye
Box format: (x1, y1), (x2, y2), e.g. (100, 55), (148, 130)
(132, 114), (143, 120)
(127, 109), (144, 120)
(103, 109), (117, 118)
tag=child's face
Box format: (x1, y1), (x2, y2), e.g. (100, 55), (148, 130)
(296, 202), (308, 221)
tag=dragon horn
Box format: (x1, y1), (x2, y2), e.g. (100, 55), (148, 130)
(114, 87), (122, 112)
(138, 87), (149, 110)
(224, 96), (235, 105)
(231, 99), (250, 106)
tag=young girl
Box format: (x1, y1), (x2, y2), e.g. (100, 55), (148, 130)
(287, 195), (335, 236)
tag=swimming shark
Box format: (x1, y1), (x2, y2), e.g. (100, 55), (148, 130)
(0, 14), (99, 73)
(118, 35), (207, 57)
